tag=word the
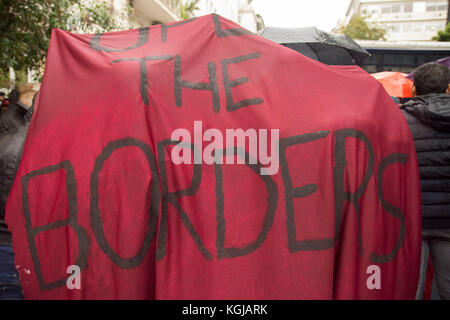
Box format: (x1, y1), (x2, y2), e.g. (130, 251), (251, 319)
(92, 15), (263, 114)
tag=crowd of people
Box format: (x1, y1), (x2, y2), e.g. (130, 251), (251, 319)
(0, 62), (448, 300)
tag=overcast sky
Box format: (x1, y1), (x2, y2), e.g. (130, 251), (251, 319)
(251, 0), (352, 32)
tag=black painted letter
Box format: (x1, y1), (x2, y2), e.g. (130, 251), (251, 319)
(90, 138), (160, 269)
(212, 13), (252, 38)
(156, 139), (212, 261)
(279, 131), (334, 252)
(22, 161), (90, 290)
(174, 55), (220, 112)
(113, 56), (173, 106)
(334, 129), (375, 254)
(370, 153), (408, 264)
(90, 27), (149, 52)
(222, 53), (264, 111)
(161, 18), (196, 42)
(215, 147), (278, 259)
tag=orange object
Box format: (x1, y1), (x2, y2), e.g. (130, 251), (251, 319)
(371, 71), (413, 98)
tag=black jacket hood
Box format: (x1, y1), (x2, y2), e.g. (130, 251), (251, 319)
(401, 93), (450, 132)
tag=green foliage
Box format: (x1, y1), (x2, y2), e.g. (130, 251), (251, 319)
(340, 15), (386, 41)
(433, 22), (450, 41)
(0, 0), (128, 82)
(180, 0), (200, 20)
(0, 71), (12, 88)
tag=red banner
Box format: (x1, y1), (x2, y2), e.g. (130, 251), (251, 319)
(6, 14), (421, 299)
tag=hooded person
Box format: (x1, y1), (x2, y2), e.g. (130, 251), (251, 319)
(0, 83), (39, 134)
(0, 90), (37, 300)
(401, 62), (450, 300)
(0, 88), (27, 134)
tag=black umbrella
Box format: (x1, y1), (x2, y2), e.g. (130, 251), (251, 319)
(258, 26), (370, 66)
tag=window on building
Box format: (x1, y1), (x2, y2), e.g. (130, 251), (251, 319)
(403, 23), (412, 32)
(413, 22), (424, 32)
(426, 1), (447, 12)
(426, 21), (447, 32)
(392, 4), (401, 13)
(381, 6), (392, 14)
(403, 3), (413, 13)
(364, 5), (380, 15)
(425, 23), (437, 32)
(390, 24), (401, 33)
(385, 23), (399, 33)
(413, 2), (426, 13)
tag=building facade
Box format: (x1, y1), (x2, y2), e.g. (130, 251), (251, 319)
(70, 0), (182, 30)
(193, 0), (260, 32)
(133, 0), (182, 25)
(109, 0), (261, 32)
(345, 0), (448, 41)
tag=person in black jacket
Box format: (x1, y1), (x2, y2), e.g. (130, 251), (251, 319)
(0, 88), (28, 135)
(401, 62), (450, 300)
(0, 92), (35, 300)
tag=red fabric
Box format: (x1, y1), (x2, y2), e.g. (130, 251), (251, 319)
(6, 14), (421, 299)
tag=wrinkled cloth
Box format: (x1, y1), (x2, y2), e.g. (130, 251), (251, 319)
(6, 14), (421, 300)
